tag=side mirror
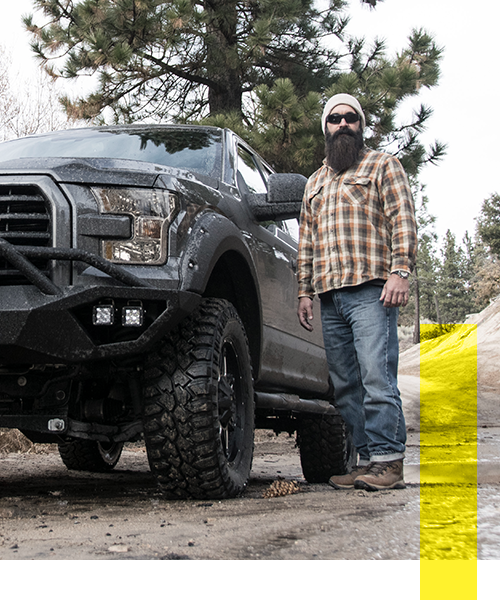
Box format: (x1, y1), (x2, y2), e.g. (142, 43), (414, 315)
(246, 173), (306, 221)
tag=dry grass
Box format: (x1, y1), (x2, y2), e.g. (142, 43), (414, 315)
(398, 325), (416, 353)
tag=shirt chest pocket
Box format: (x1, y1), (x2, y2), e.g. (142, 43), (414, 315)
(341, 177), (372, 205)
(308, 187), (327, 216)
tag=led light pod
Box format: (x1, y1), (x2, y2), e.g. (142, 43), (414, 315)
(93, 304), (115, 326)
(122, 306), (144, 327)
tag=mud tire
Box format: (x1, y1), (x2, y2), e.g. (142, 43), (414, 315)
(142, 298), (255, 499)
(58, 440), (124, 472)
(296, 411), (355, 483)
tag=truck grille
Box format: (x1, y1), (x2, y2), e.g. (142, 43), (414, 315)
(0, 185), (52, 285)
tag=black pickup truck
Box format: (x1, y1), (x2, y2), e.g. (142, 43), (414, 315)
(0, 125), (353, 498)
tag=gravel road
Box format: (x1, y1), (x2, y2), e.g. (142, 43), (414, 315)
(0, 430), (421, 561)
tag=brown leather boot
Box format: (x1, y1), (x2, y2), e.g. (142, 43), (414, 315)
(354, 459), (405, 491)
(328, 465), (370, 490)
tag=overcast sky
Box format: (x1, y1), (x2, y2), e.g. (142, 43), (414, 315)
(1, 0), (499, 245)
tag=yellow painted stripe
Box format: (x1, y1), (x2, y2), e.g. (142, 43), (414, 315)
(421, 561), (477, 598)
(420, 324), (477, 598)
(384, 325), (500, 600)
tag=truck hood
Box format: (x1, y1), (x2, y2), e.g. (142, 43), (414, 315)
(0, 157), (218, 189)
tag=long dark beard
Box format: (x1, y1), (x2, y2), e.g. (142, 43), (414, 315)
(325, 128), (364, 172)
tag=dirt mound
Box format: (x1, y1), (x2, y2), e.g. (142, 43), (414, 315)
(398, 296), (500, 427)
(465, 297), (500, 394)
(0, 429), (51, 454)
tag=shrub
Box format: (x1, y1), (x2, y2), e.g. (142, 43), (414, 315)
(419, 323), (457, 342)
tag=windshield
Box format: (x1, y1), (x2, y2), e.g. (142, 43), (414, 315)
(0, 127), (223, 178)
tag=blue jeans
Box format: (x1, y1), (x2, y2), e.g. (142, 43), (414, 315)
(320, 283), (406, 464)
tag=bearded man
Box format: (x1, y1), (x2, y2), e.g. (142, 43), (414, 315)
(296, 93), (417, 491)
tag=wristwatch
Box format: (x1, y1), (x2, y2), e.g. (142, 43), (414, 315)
(391, 270), (410, 279)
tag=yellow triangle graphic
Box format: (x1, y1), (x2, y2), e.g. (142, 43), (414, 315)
(384, 560), (500, 600)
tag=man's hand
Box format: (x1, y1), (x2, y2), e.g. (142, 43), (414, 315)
(297, 297), (314, 331)
(380, 273), (410, 308)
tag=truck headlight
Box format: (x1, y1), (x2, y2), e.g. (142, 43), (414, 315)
(92, 187), (179, 265)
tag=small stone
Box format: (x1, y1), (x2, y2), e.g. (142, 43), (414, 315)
(108, 544), (130, 553)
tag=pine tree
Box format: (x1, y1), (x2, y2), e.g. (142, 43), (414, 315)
(24, 1), (445, 177)
(25, 0), (351, 121)
(398, 192), (439, 330)
(203, 79), (324, 175)
(472, 244), (500, 308)
(206, 29), (445, 176)
(476, 193), (500, 258)
(437, 230), (475, 323)
(472, 194), (500, 307)
(323, 29), (446, 176)
(416, 228), (441, 323)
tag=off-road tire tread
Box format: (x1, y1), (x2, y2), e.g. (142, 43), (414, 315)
(296, 412), (354, 483)
(58, 439), (123, 472)
(142, 298), (254, 499)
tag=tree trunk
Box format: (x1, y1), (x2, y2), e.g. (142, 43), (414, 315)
(205, 0), (243, 115)
(413, 266), (420, 344)
(208, 76), (243, 114)
(434, 293), (441, 325)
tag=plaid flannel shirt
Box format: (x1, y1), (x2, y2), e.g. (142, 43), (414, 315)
(297, 147), (417, 298)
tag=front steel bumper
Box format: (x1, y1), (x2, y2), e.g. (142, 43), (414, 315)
(0, 241), (200, 364)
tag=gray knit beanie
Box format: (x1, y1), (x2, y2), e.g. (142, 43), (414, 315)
(321, 93), (366, 134)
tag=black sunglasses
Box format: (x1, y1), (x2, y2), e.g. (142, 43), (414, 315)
(326, 112), (360, 125)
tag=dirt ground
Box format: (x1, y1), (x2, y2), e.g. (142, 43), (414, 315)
(2, 423), (499, 563)
(1, 372), (500, 563)
(0, 430), (422, 561)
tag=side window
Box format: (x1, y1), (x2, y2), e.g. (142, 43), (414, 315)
(236, 145), (300, 244)
(237, 146), (267, 194)
(282, 218), (299, 243)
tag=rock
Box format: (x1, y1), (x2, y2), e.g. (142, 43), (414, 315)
(108, 544), (130, 553)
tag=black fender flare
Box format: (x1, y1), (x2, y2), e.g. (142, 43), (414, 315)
(179, 211), (259, 296)
(178, 211), (263, 374)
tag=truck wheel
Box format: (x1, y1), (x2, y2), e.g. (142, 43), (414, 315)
(58, 440), (123, 472)
(142, 298), (255, 499)
(296, 411), (355, 483)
